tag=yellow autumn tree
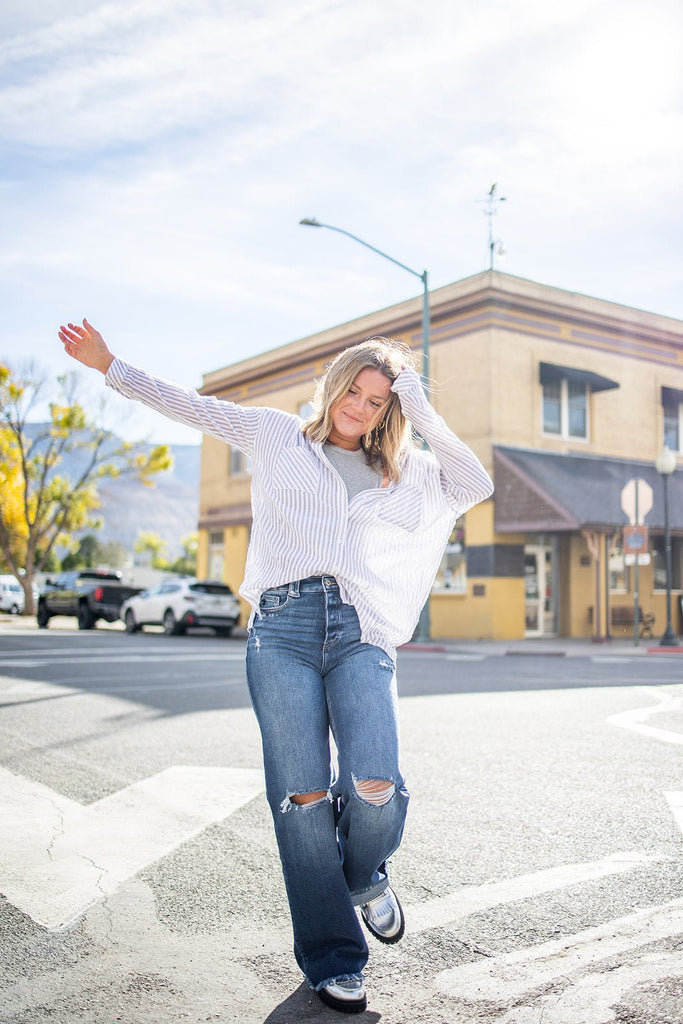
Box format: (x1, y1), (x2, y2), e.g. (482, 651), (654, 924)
(0, 362), (171, 614)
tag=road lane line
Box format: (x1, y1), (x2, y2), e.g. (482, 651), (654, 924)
(406, 850), (663, 933)
(0, 652), (246, 666)
(446, 654), (486, 662)
(607, 685), (683, 746)
(0, 764), (264, 930)
(665, 791), (683, 837)
(494, 951), (683, 1024)
(434, 897), (683, 1003)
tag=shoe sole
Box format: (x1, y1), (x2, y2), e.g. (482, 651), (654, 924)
(317, 987), (368, 1013)
(361, 891), (406, 945)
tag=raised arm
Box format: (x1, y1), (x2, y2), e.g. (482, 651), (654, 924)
(391, 366), (493, 510)
(57, 318), (265, 453)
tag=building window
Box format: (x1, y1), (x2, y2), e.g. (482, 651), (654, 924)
(539, 362), (618, 442)
(542, 378), (588, 439)
(663, 403), (681, 452)
(433, 525), (467, 592)
(652, 535), (682, 591)
(228, 446), (251, 476)
(208, 530), (224, 580)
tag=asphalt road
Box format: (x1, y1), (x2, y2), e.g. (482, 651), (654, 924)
(0, 621), (682, 1024)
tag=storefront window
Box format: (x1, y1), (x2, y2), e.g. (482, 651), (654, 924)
(609, 534), (630, 593)
(433, 525), (467, 592)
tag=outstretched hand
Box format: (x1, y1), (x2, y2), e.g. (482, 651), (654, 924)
(58, 319), (115, 375)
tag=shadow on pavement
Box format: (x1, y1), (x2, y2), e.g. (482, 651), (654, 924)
(261, 982), (381, 1022)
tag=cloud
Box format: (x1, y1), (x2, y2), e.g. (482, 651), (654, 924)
(1, 0), (682, 445)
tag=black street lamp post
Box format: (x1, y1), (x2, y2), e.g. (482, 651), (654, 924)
(655, 445), (678, 646)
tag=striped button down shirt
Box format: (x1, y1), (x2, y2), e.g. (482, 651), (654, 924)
(106, 359), (493, 659)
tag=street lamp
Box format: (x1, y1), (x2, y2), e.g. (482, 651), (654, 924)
(299, 216), (431, 640)
(655, 445), (678, 646)
(298, 218), (430, 381)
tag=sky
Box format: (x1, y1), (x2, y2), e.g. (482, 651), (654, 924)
(1, 0), (682, 444)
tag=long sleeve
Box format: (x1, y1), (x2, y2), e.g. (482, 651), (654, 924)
(105, 358), (265, 454)
(391, 367), (493, 511)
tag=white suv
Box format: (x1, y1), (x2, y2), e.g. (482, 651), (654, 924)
(0, 576), (25, 615)
(120, 579), (240, 636)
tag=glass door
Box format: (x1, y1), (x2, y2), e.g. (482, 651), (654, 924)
(524, 544), (557, 637)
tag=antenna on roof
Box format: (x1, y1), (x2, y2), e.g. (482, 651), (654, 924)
(479, 183), (507, 270)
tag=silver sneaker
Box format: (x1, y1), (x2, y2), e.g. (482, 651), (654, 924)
(317, 976), (367, 1014)
(360, 885), (405, 944)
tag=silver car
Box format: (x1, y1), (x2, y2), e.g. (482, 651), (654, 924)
(0, 576), (25, 615)
(120, 579), (240, 636)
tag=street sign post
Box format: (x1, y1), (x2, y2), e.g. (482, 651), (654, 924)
(620, 479), (653, 646)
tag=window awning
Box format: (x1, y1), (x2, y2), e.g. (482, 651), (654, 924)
(539, 362), (619, 393)
(662, 385), (683, 408)
(494, 446), (683, 533)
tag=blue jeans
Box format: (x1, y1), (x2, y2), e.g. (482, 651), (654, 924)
(245, 575), (409, 990)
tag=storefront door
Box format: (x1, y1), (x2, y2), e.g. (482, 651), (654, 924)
(524, 544), (557, 637)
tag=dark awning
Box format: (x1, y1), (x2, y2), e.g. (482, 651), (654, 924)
(494, 445), (683, 533)
(662, 385), (683, 408)
(539, 362), (619, 393)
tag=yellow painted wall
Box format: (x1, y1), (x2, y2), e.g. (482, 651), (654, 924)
(197, 529), (209, 578)
(224, 525), (250, 624)
(431, 577), (524, 640)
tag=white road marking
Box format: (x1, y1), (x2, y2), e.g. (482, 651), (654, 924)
(435, 898), (683, 1003)
(406, 850), (663, 933)
(607, 686), (683, 746)
(494, 951), (683, 1024)
(0, 764), (264, 930)
(665, 791), (683, 837)
(591, 656), (637, 663)
(607, 688), (683, 839)
(0, 652), (245, 667)
(446, 654), (486, 662)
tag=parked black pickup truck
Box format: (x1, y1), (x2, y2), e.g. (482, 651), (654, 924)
(36, 570), (142, 630)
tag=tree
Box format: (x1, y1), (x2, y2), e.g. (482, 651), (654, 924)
(60, 533), (102, 570)
(134, 530), (168, 569)
(167, 532), (198, 576)
(60, 533), (127, 571)
(0, 361), (171, 614)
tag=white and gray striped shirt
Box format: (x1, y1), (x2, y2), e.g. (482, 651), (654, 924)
(106, 359), (493, 659)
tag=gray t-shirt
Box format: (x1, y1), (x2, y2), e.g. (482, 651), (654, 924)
(323, 442), (382, 500)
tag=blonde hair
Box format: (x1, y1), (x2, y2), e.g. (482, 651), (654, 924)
(302, 337), (417, 482)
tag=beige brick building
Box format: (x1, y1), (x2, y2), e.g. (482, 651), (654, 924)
(197, 271), (683, 641)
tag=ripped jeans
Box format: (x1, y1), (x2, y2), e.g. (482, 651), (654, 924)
(246, 575), (409, 989)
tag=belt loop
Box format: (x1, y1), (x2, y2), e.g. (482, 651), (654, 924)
(288, 580), (301, 597)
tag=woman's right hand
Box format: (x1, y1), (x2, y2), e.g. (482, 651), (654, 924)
(58, 319), (115, 375)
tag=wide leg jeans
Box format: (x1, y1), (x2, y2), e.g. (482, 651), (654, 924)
(245, 575), (409, 989)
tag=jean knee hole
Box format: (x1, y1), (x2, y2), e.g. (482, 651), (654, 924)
(353, 778), (396, 807)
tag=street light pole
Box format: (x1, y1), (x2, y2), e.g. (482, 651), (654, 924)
(299, 217), (431, 640)
(655, 445), (677, 646)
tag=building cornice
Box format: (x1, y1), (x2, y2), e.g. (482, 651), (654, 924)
(200, 271), (683, 400)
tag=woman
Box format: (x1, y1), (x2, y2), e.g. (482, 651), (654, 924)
(58, 319), (493, 1014)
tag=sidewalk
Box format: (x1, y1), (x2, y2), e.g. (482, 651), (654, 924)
(403, 635), (683, 657)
